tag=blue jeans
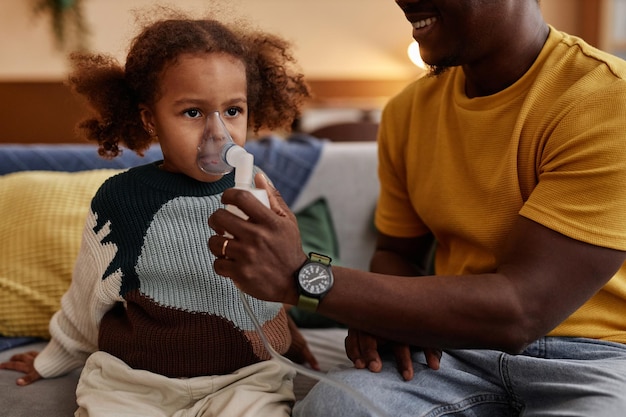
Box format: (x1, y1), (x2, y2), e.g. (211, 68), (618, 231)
(294, 337), (626, 417)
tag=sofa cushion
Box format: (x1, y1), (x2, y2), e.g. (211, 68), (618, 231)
(0, 144), (163, 175)
(291, 141), (379, 272)
(0, 169), (122, 338)
(296, 197), (340, 264)
(245, 134), (323, 207)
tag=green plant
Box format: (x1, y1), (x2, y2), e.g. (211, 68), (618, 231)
(34, 0), (89, 50)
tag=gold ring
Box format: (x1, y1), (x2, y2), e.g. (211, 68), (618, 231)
(221, 239), (229, 258)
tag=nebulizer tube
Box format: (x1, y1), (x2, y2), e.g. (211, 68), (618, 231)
(197, 111), (391, 417)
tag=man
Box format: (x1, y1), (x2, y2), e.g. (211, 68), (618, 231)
(208, 0), (626, 415)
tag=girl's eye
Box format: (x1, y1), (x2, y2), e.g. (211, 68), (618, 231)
(184, 109), (202, 118)
(225, 107), (242, 118)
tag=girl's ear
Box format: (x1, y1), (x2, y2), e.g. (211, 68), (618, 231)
(139, 104), (156, 136)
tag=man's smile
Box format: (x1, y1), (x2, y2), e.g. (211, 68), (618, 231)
(412, 16), (438, 29)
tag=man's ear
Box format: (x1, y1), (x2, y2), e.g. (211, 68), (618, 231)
(139, 104), (156, 136)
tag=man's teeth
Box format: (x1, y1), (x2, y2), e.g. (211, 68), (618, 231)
(412, 17), (437, 29)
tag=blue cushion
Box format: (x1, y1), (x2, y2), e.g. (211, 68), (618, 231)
(245, 134), (323, 206)
(0, 144), (164, 174)
(0, 135), (324, 207)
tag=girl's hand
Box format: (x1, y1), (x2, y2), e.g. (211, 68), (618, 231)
(284, 311), (320, 371)
(0, 350), (43, 386)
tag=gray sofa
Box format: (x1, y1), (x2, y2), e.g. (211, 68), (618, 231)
(0, 137), (379, 416)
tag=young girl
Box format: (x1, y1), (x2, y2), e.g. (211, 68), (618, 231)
(0, 9), (312, 417)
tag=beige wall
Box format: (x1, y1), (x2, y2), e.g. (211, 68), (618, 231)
(0, 0), (597, 82)
(0, 0), (606, 143)
(541, 0), (582, 35)
(0, 0), (420, 81)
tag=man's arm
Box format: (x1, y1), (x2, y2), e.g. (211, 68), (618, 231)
(370, 232), (435, 277)
(210, 179), (626, 354)
(346, 231), (439, 380)
(321, 215), (625, 353)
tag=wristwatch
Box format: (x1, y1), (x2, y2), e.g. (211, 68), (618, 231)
(295, 252), (334, 312)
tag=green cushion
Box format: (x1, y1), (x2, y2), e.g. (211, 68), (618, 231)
(290, 198), (345, 328)
(296, 197), (339, 262)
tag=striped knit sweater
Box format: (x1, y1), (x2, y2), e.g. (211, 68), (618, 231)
(34, 162), (290, 379)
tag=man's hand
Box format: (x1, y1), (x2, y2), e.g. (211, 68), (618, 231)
(345, 329), (441, 381)
(0, 350), (42, 386)
(208, 172), (307, 305)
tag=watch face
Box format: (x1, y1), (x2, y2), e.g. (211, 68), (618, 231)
(298, 262), (333, 295)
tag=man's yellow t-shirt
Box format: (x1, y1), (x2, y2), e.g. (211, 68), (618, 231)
(375, 27), (626, 343)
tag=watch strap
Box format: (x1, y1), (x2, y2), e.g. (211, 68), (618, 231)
(310, 252), (331, 265)
(296, 294), (320, 312)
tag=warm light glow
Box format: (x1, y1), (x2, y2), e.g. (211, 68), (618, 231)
(407, 41), (426, 69)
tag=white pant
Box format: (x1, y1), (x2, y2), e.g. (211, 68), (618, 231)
(75, 351), (295, 417)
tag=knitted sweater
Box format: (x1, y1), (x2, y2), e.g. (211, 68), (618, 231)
(34, 162), (290, 379)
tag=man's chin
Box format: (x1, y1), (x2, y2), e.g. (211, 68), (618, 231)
(426, 64), (451, 77)
(424, 55), (460, 78)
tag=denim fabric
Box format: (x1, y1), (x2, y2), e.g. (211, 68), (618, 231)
(294, 337), (626, 417)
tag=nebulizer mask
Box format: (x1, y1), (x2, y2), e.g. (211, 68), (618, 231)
(197, 111), (390, 417)
(197, 111), (269, 206)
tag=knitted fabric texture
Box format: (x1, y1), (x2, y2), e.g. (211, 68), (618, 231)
(0, 169), (122, 338)
(36, 162), (290, 379)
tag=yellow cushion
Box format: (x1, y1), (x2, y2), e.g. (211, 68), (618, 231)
(0, 169), (122, 338)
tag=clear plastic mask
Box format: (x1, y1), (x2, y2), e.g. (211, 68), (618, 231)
(197, 111), (236, 175)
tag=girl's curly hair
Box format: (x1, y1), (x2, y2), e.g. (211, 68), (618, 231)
(68, 10), (311, 158)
